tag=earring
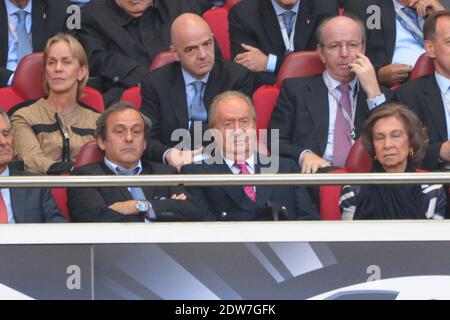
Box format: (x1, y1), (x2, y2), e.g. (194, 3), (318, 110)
(409, 150), (414, 157)
(374, 155), (377, 160)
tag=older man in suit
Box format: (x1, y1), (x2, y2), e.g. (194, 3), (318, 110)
(181, 91), (319, 221)
(0, 0), (70, 87)
(0, 109), (66, 223)
(228, 0), (338, 87)
(140, 13), (253, 171)
(269, 15), (391, 174)
(345, 0), (445, 87)
(68, 102), (204, 222)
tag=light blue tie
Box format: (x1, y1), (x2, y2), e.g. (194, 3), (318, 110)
(190, 81), (207, 122)
(397, 7), (424, 47)
(15, 10), (32, 61)
(116, 167), (146, 200)
(281, 11), (296, 38)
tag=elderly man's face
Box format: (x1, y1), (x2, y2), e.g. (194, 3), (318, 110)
(318, 17), (365, 84)
(213, 96), (257, 162)
(0, 116), (14, 174)
(115, 0), (152, 17)
(97, 109), (147, 170)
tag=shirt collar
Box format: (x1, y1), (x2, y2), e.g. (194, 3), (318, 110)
(181, 68), (210, 87)
(324, 70), (358, 92)
(223, 153), (256, 172)
(104, 157), (143, 175)
(271, 0), (300, 16)
(435, 71), (450, 95)
(0, 166), (10, 177)
(5, 0), (32, 16)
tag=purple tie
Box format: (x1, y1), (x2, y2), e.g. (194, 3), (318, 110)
(333, 83), (352, 168)
(234, 161), (256, 202)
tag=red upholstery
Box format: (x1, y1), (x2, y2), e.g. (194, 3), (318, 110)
(149, 51), (177, 71)
(225, 0), (241, 9)
(253, 85), (280, 132)
(73, 140), (104, 169)
(410, 53), (435, 80)
(344, 138), (372, 173)
(203, 7), (231, 60)
(51, 187), (69, 221)
(0, 52), (104, 112)
(120, 86), (142, 110)
(276, 51), (325, 87)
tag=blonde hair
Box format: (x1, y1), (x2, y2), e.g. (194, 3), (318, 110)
(43, 33), (89, 99)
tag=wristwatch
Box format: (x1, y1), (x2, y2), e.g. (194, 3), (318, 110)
(136, 200), (150, 217)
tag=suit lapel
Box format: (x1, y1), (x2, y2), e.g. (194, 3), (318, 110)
(9, 188), (26, 223)
(0, 1), (8, 67)
(305, 76), (329, 155)
(423, 76), (448, 141)
(203, 62), (220, 109)
(354, 86), (369, 136)
(261, 0), (286, 55)
(294, 0), (313, 51)
(255, 158), (274, 211)
(99, 162), (132, 200)
(381, 0), (396, 64)
(31, 0), (46, 51)
(170, 64), (190, 130)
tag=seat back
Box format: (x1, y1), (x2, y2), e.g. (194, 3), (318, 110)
(149, 51), (177, 71)
(276, 51), (325, 87)
(319, 168), (347, 220)
(79, 87), (105, 112)
(120, 86), (142, 110)
(203, 7), (231, 60)
(51, 187), (69, 221)
(253, 86), (280, 133)
(345, 138), (372, 173)
(11, 52), (46, 99)
(73, 140), (104, 169)
(410, 53), (435, 80)
(0, 87), (25, 113)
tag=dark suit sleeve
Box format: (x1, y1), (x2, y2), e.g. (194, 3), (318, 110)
(76, 8), (148, 88)
(232, 65), (255, 97)
(68, 166), (144, 222)
(180, 165), (216, 220)
(141, 74), (170, 162)
(0, 68), (13, 87)
(268, 80), (305, 163)
(393, 88), (442, 170)
(41, 187), (67, 223)
(287, 160), (320, 220)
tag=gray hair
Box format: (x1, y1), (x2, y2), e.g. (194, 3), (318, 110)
(208, 91), (257, 129)
(316, 14), (366, 46)
(95, 102), (151, 141)
(0, 109), (12, 128)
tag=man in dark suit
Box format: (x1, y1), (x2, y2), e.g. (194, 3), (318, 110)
(0, 0), (70, 87)
(141, 13), (253, 171)
(228, 0), (338, 87)
(394, 11), (450, 170)
(345, 0), (444, 87)
(269, 15), (390, 174)
(68, 102), (204, 222)
(0, 109), (66, 223)
(181, 91), (319, 221)
(76, 0), (208, 106)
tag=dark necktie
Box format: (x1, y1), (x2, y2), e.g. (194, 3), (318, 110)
(333, 84), (352, 168)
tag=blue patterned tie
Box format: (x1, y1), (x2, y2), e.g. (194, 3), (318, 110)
(281, 11), (296, 38)
(116, 167), (146, 200)
(189, 81), (207, 121)
(15, 10), (32, 61)
(397, 7), (424, 47)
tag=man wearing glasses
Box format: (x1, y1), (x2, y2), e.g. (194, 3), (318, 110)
(269, 15), (391, 174)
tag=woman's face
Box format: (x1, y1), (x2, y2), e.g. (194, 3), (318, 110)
(45, 41), (87, 97)
(372, 115), (411, 173)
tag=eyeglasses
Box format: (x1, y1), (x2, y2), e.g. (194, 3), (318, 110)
(321, 41), (363, 53)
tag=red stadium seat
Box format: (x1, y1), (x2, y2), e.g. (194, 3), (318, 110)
(253, 86), (280, 133)
(0, 52), (104, 112)
(410, 53), (435, 80)
(120, 86), (142, 110)
(73, 140), (104, 169)
(51, 187), (69, 221)
(225, 0), (241, 9)
(318, 139), (372, 220)
(203, 7), (231, 60)
(149, 51), (177, 71)
(276, 51), (325, 87)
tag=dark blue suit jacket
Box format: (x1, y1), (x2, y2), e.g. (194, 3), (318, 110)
(180, 155), (319, 221)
